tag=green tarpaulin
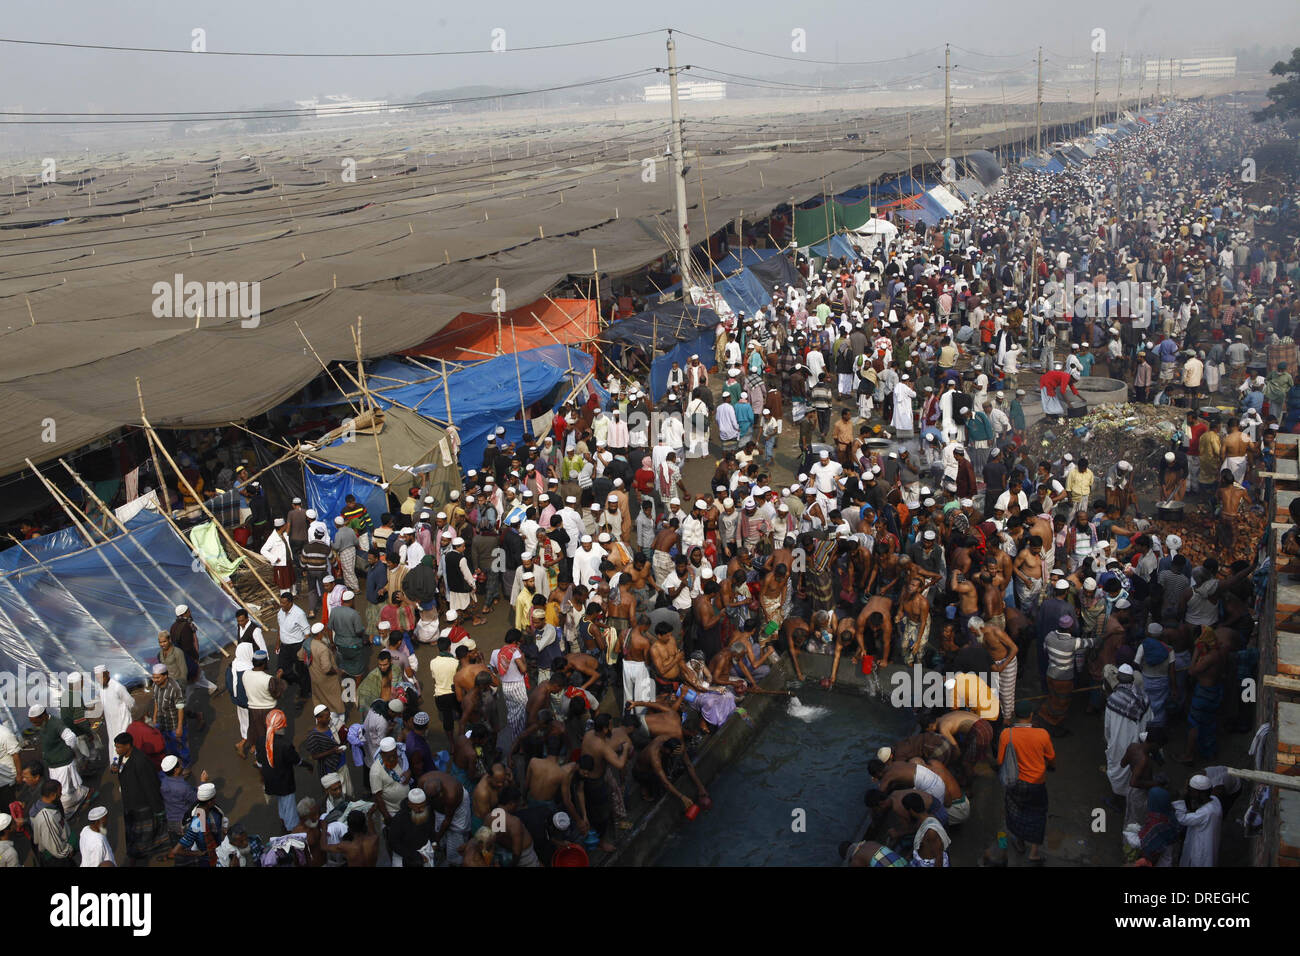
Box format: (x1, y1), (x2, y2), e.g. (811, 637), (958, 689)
(793, 196), (876, 248)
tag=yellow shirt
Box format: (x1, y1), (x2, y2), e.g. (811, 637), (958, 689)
(1065, 468), (1094, 502)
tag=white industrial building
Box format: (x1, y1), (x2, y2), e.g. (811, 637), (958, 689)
(643, 81), (727, 103)
(1143, 57), (1237, 80)
(293, 95), (393, 119)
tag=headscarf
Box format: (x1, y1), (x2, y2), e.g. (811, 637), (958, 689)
(265, 708), (287, 766)
(1196, 626), (1219, 652)
(1141, 637), (1169, 667)
(1139, 786), (1178, 860)
(232, 642), (254, 674)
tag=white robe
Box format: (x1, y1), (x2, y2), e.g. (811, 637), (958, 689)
(892, 382), (916, 432)
(1172, 796), (1222, 867)
(100, 677), (135, 745)
(1103, 704), (1149, 796)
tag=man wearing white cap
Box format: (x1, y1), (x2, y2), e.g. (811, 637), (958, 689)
(309, 622), (346, 721)
(572, 534), (607, 589)
(370, 736), (411, 823)
(443, 537), (476, 620)
(0, 813), (17, 868)
(1172, 775), (1223, 867)
(79, 807), (115, 867)
(29, 704), (87, 815)
(260, 517), (296, 593)
(95, 664), (134, 749)
(1103, 663), (1151, 812)
(892, 371), (916, 435)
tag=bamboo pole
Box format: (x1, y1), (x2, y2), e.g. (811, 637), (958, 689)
(135, 379), (173, 512)
(439, 359), (455, 426)
(55, 458), (234, 657)
(294, 321), (361, 418)
(137, 412), (281, 605)
(509, 318), (530, 434)
(351, 317), (388, 492)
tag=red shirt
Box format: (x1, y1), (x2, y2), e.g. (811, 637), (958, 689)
(1039, 370), (1079, 398)
(127, 720), (167, 770)
(1187, 422), (1208, 455)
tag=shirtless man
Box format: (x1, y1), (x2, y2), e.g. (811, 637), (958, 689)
(624, 692), (691, 740)
(869, 757), (951, 807)
(1221, 419), (1253, 485)
(776, 615), (810, 682)
(451, 723), (493, 784)
(631, 735), (709, 812)
(417, 769), (469, 855)
(561, 651), (603, 694)
(457, 671), (499, 736)
(1117, 727), (1164, 825)
(472, 763), (508, 830)
(894, 577), (930, 665)
(1014, 534), (1047, 615)
(578, 714), (631, 851)
(856, 595), (894, 661)
(883, 731), (957, 767)
(864, 787), (948, 844)
(979, 566), (1009, 631)
(648, 622), (703, 693)
(524, 735), (581, 813)
(951, 570), (980, 628)
(1181, 629), (1230, 764)
(330, 809), (382, 867)
(970, 616), (1019, 717)
(758, 564), (791, 633)
(454, 649), (494, 704)
(652, 524), (681, 586)
(827, 620), (865, 688)
(491, 785), (540, 866)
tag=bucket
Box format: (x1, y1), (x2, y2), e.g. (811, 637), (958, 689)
(552, 845), (590, 867)
(860, 654), (875, 676)
(685, 803), (702, 821)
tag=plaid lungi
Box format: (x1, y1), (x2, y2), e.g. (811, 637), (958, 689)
(1004, 779), (1048, 845)
(1038, 676), (1074, 726)
(124, 808), (166, 860)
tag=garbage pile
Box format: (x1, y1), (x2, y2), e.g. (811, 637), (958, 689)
(1024, 403), (1187, 496)
(1151, 504), (1266, 569)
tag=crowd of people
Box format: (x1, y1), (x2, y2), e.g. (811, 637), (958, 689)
(2, 100), (1295, 868)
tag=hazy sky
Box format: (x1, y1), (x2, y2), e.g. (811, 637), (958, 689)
(0, 0), (1294, 114)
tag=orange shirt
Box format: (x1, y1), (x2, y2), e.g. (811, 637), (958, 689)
(997, 725), (1055, 784)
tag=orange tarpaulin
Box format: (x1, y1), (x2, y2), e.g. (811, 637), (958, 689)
(398, 297), (598, 363)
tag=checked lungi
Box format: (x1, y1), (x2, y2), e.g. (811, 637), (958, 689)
(1037, 676), (1074, 726)
(1188, 683), (1224, 758)
(1004, 779), (1049, 845)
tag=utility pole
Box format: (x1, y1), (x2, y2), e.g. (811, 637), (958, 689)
(1169, 58), (1176, 100)
(666, 31), (692, 286)
(1115, 52), (1124, 122)
(1035, 47), (1043, 154)
(944, 43), (952, 168)
(1137, 55), (1145, 113)
(1092, 50), (1099, 131)
(1155, 57), (1161, 104)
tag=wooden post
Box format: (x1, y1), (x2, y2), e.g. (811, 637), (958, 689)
(135, 378), (173, 512)
(294, 322), (361, 418)
(439, 358), (455, 427)
(509, 318), (530, 435)
(351, 317), (388, 493)
(137, 410), (281, 605)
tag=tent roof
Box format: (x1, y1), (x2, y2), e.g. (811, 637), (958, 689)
(0, 101), (1106, 477)
(306, 404), (460, 504)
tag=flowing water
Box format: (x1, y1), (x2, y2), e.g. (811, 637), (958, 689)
(654, 688), (915, 866)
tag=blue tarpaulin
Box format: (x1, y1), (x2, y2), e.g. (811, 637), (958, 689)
(715, 269), (770, 317)
(603, 301), (721, 401)
(303, 468), (388, 531)
(806, 235), (858, 260)
(0, 512), (239, 727)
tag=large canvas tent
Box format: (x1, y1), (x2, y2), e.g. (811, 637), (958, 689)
(396, 297), (598, 364)
(0, 511), (238, 728)
(302, 405), (463, 523)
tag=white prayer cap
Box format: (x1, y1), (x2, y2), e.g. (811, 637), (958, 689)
(451, 537), (465, 547)
(93, 665), (107, 676)
(151, 663), (168, 675)
(1118, 663), (1134, 676)
(407, 788), (427, 804)
(1148, 623), (1164, 635)
(88, 806), (108, 822)
(608, 493), (620, 502)
(566, 496), (577, 504)
(175, 604), (189, 616)
(1166, 535), (1181, 552)
(1054, 579), (1071, 591)
(446, 610), (457, 621)
(1164, 452), (1175, 462)
(161, 755), (180, 773)
(292, 497), (303, 505)
(1189, 774), (1211, 791)
(274, 518), (286, 527)
(590, 503), (601, 511)
(321, 773), (342, 789)
(313, 704), (328, 716)
(334, 516), (345, 526)
(1115, 598), (1132, 609)
(700, 566), (714, 580)
(723, 498), (735, 508)
(1084, 577), (1098, 591)
(197, 783), (216, 801)
(923, 529), (936, 540)
(378, 621), (391, 630)
(380, 737), (397, 753)
(389, 700), (405, 713)
(310, 622), (325, 634)
(436, 511), (448, 519)
(820, 450), (830, 459)
(580, 534), (593, 543)
(0, 814), (11, 831)
(877, 747), (893, 762)
(694, 499), (707, 509)
(1118, 460), (1131, 471)
(306, 509), (318, 519)
(670, 497), (681, 505)
(342, 590), (355, 601)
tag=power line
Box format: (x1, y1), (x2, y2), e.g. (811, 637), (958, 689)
(0, 29), (665, 58)
(0, 70), (659, 124)
(672, 29), (942, 67)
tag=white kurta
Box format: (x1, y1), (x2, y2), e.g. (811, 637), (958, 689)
(100, 678), (135, 745)
(1103, 704), (1149, 795)
(79, 827), (115, 867)
(892, 382), (916, 432)
(1172, 796), (1222, 867)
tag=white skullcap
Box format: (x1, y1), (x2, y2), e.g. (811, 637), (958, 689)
(407, 788), (427, 804)
(1189, 774), (1211, 791)
(197, 783), (217, 801)
(321, 773), (342, 789)
(88, 806), (108, 822)
(380, 737), (397, 753)
(175, 604), (189, 616)
(274, 518), (286, 527)
(342, 590), (355, 601)
(310, 622), (325, 634)
(313, 703), (328, 716)
(378, 621), (391, 630)
(151, 663), (168, 675)
(877, 747), (893, 762)
(334, 516), (345, 526)
(161, 755), (180, 773)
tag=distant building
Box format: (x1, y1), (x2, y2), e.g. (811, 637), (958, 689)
(643, 81), (727, 103)
(293, 95), (393, 119)
(1143, 57), (1237, 80)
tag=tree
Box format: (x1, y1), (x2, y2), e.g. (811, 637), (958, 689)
(1254, 48), (1300, 122)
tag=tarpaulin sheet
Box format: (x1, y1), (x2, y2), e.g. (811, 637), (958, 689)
(806, 235), (859, 261)
(602, 301), (721, 401)
(715, 270), (771, 318)
(189, 520), (245, 582)
(0, 512), (238, 727)
(303, 467), (388, 531)
(368, 346), (601, 473)
(793, 195), (876, 248)
(397, 297), (597, 364)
